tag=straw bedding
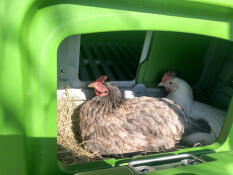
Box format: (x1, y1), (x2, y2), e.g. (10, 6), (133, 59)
(57, 89), (103, 164)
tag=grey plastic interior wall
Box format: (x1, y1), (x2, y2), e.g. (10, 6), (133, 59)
(57, 31), (153, 90)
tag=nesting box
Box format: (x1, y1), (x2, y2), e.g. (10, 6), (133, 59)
(1, 0), (233, 175)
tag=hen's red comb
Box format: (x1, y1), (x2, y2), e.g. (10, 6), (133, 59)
(162, 71), (176, 83)
(94, 75), (108, 83)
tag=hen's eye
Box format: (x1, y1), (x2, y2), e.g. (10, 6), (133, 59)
(169, 82), (172, 85)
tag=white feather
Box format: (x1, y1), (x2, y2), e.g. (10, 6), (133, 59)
(167, 77), (193, 114)
(191, 101), (225, 138)
(166, 77), (226, 144)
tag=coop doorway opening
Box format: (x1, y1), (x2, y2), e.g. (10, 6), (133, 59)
(57, 30), (233, 166)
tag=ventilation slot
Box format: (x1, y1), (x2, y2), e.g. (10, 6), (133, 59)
(79, 41), (141, 81)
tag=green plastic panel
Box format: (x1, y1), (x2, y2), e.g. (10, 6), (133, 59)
(74, 166), (134, 175)
(1, 0), (233, 175)
(137, 31), (212, 87)
(151, 150), (233, 175)
(75, 150), (233, 175)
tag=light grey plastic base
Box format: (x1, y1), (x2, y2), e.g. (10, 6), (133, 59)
(57, 84), (164, 103)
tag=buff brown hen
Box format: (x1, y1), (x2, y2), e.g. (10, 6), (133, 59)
(77, 76), (191, 155)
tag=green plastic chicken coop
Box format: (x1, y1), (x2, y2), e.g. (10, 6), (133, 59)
(1, 0), (233, 175)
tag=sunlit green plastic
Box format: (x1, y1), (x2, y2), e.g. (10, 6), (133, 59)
(0, 0), (233, 175)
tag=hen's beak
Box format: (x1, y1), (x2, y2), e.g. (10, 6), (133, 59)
(158, 82), (164, 87)
(88, 83), (94, 88)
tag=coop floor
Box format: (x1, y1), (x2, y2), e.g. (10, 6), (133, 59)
(57, 88), (193, 164)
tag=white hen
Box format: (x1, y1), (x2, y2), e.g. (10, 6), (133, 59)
(159, 72), (226, 145)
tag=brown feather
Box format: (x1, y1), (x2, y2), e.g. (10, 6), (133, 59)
(77, 82), (187, 154)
